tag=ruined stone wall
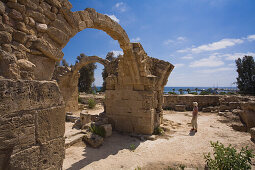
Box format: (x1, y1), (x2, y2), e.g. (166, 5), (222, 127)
(0, 0), (174, 168)
(163, 95), (221, 111)
(0, 79), (65, 169)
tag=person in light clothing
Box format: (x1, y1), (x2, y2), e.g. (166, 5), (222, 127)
(191, 102), (198, 132)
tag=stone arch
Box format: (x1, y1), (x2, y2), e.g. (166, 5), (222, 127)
(72, 55), (109, 78)
(54, 55), (110, 112)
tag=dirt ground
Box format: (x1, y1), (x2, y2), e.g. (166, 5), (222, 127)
(63, 109), (255, 170)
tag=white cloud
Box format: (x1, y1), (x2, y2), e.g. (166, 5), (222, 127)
(189, 55), (224, 67)
(223, 52), (255, 60)
(198, 67), (233, 74)
(192, 39), (243, 53)
(247, 34), (255, 41)
(177, 36), (186, 41)
(111, 50), (123, 57)
(181, 55), (193, 60)
(174, 63), (185, 68)
(131, 37), (141, 42)
(114, 2), (127, 12)
(178, 38), (244, 53)
(105, 14), (120, 23)
(164, 36), (187, 46)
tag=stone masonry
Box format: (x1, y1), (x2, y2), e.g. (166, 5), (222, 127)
(0, 0), (174, 169)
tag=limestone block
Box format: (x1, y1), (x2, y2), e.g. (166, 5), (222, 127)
(17, 59), (35, 71)
(0, 31), (12, 44)
(101, 124), (112, 137)
(47, 26), (69, 45)
(16, 22), (29, 33)
(240, 102), (255, 129)
(60, 7), (78, 28)
(33, 38), (64, 61)
(0, 1), (5, 15)
(36, 23), (48, 32)
(39, 137), (65, 169)
(0, 79), (64, 113)
(44, 10), (56, 21)
(13, 30), (27, 44)
(45, 0), (62, 8)
(25, 0), (38, 10)
(6, 2), (26, 14)
(82, 132), (103, 148)
(1, 44), (12, 52)
(9, 9), (23, 21)
(28, 17), (35, 26)
(27, 54), (56, 80)
(35, 106), (65, 144)
(80, 111), (91, 126)
(27, 10), (46, 23)
(0, 110), (36, 151)
(8, 146), (40, 170)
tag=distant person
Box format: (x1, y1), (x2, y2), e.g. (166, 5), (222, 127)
(191, 102), (198, 132)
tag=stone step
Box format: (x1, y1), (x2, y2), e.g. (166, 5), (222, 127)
(65, 133), (85, 148)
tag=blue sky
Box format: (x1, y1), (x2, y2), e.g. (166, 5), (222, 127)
(62, 0), (255, 87)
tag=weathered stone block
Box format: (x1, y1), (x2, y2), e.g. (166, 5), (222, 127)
(47, 26), (69, 45)
(27, 10), (46, 23)
(13, 30), (27, 44)
(39, 137), (65, 169)
(8, 146), (40, 170)
(0, 1), (5, 15)
(9, 9), (23, 21)
(33, 38), (64, 61)
(35, 106), (65, 144)
(0, 31), (12, 44)
(0, 79), (64, 113)
(101, 124), (112, 137)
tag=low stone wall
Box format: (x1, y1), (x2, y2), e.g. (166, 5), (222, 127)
(0, 79), (65, 169)
(79, 93), (105, 105)
(163, 95), (220, 111)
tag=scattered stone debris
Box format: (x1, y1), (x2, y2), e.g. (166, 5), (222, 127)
(82, 132), (104, 148)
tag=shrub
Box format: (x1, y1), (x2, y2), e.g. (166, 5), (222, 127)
(88, 98), (96, 109)
(189, 92), (198, 95)
(90, 124), (106, 137)
(200, 91), (210, 95)
(168, 92), (177, 95)
(219, 92), (226, 95)
(129, 144), (136, 152)
(204, 141), (254, 170)
(153, 126), (164, 135)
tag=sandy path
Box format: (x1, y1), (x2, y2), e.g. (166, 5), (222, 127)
(63, 111), (255, 170)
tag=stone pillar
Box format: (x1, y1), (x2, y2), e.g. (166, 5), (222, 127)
(0, 79), (65, 170)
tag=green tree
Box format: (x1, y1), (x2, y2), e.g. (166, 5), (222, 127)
(186, 88), (191, 94)
(101, 52), (116, 92)
(235, 56), (255, 95)
(76, 53), (97, 93)
(178, 88), (183, 95)
(195, 88), (198, 93)
(61, 59), (69, 67)
(172, 88), (175, 93)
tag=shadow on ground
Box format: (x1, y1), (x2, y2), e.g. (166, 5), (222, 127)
(66, 131), (142, 170)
